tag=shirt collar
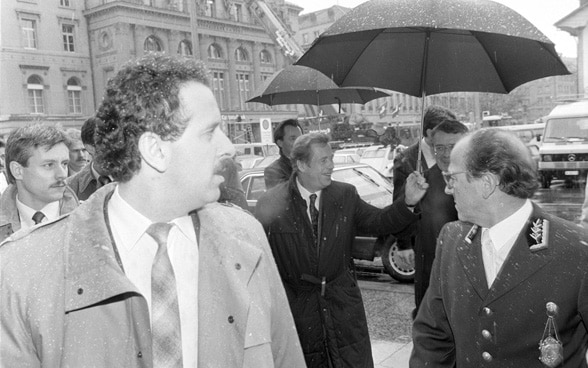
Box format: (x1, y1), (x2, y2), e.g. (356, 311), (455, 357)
(108, 186), (196, 250)
(15, 195), (60, 226)
(487, 199), (533, 249)
(296, 177), (321, 210)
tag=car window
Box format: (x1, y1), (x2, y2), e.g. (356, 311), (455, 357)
(362, 150), (385, 158)
(332, 167), (393, 208)
(247, 175), (267, 201)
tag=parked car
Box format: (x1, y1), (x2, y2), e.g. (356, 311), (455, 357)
(333, 151), (361, 164)
(239, 163), (415, 283)
(359, 145), (405, 179)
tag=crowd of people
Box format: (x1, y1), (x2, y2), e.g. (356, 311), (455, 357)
(0, 53), (587, 368)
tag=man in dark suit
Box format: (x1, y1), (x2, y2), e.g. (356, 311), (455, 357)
(264, 118), (303, 189)
(257, 132), (428, 368)
(411, 128), (588, 368)
(407, 119), (469, 316)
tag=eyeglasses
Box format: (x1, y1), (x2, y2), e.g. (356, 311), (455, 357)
(442, 170), (468, 189)
(433, 144), (455, 155)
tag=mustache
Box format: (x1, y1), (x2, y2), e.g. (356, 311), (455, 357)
(50, 180), (66, 188)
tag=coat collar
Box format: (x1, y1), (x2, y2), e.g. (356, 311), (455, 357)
(457, 202), (554, 302)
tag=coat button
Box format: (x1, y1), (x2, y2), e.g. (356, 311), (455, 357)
(137, 351), (142, 358)
(235, 263), (241, 270)
(482, 330), (492, 340)
(482, 352), (492, 362)
(482, 307), (492, 316)
(228, 315), (234, 323)
(77, 288), (84, 295)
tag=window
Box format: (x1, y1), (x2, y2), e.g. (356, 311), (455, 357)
(236, 73), (250, 110)
(314, 30), (320, 39)
(259, 49), (272, 63)
(21, 19), (37, 49)
(144, 36), (162, 52)
(178, 40), (192, 56)
(207, 44), (222, 59)
(27, 75), (44, 114)
(205, 0), (216, 17)
(232, 3), (243, 22)
(235, 47), (248, 62)
(302, 33), (309, 44)
(60, 0), (71, 6)
(66, 77), (82, 114)
(62, 24), (75, 52)
(212, 72), (226, 110)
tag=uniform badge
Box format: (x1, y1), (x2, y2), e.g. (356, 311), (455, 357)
(539, 302), (563, 367)
(528, 218), (549, 252)
(464, 224), (479, 244)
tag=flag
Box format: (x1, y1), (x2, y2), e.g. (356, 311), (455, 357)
(390, 103), (402, 118)
(378, 102), (388, 118)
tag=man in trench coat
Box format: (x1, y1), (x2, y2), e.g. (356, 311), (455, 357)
(1, 53), (305, 368)
(257, 132), (428, 368)
(410, 128), (588, 367)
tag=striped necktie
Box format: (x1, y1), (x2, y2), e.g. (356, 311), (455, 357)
(309, 194), (319, 244)
(146, 222), (183, 367)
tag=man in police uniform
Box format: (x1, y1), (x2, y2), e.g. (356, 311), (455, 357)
(411, 128), (588, 368)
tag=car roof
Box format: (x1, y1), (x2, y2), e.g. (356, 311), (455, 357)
(239, 162), (372, 178)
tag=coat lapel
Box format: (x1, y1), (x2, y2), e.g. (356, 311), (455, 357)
(485, 205), (554, 303)
(456, 224), (490, 299)
(318, 186), (340, 246)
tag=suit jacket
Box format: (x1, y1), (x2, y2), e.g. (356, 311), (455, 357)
(411, 203), (588, 368)
(264, 153), (293, 190)
(1, 184), (305, 368)
(256, 175), (419, 368)
(0, 183), (79, 242)
(66, 162), (103, 201)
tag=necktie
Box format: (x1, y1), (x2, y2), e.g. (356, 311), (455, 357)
(309, 194), (319, 244)
(32, 211), (46, 225)
(481, 228), (497, 287)
(146, 222), (183, 367)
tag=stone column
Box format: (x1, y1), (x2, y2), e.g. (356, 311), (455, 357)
(228, 38), (238, 109)
(252, 42), (262, 90)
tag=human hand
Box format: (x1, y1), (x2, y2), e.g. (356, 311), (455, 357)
(404, 171), (428, 206)
(396, 249), (415, 269)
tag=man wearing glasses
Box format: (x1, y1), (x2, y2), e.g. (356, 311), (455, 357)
(411, 128), (588, 368)
(402, 119), (468, 317)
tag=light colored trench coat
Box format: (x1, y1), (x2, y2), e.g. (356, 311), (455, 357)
(0, 184), (305, 368)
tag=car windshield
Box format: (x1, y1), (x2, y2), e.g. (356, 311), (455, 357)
(332, 166), (393, 208)
(543, 118), (588, 142)
(362, 149), (385, 159)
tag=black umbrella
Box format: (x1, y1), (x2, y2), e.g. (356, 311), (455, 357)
(246, 65), (392, 112)
(295, 0), (570, 170)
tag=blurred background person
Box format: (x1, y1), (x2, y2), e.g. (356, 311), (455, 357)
(397, 119), (469, 318)
(67, 117), (112, 201)
(217, 154), (248, 210)
(0, 124), (78, 241)
(64, 128), (88, 176)
(264, 118), (303, 189)
(0, 139), (7, 195)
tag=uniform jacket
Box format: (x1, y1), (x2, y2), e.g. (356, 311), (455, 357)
(0, 183), (79, 242)
(411, 203), (588, 368)
(0, 184), (305, 368)
(264, 153), (293, 190)
(256, 175), (419, 368)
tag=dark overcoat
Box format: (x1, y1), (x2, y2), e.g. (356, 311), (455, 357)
(256, 174), (418, 368)
(411, 203), (588, 367)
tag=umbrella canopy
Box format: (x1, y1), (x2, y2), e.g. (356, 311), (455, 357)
(246, 65), (392, 106)
(295, 0), (570, 97)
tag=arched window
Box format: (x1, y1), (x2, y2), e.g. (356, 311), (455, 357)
(178, 40), (192, 56)
(27, 75), (44, 113)
(260, 49), (272, 63)
(235, 47), (248, 62)
(144, 35), (162, 52)
(207, 43), (222, 59)
(66, 77), (82, 114)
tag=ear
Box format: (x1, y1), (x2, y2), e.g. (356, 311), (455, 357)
(9, 161), (24, 181)
(276, 138), (284, 149)
(481, 172), (498, 199)
(295, 159), (308, 173)
(138, 132), (169, 173)
(84, 143), (96, 158)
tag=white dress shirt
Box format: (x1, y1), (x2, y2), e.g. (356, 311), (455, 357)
(108, 186), (198, 367)
(16, 197), (60, 229)
(481, 199), (533, 287)
(297, 177), (321, 221)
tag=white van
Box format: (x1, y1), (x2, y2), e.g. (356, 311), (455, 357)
(538, 100), (588, 188)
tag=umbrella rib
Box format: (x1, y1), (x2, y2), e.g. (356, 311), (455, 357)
(470, 30), (509, 93)
(338, 29), (388, 86)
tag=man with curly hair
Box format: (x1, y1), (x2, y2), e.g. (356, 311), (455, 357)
(1, 53), (305, 367)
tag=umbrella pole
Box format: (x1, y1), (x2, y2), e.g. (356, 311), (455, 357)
(416, 30), (431, 174)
